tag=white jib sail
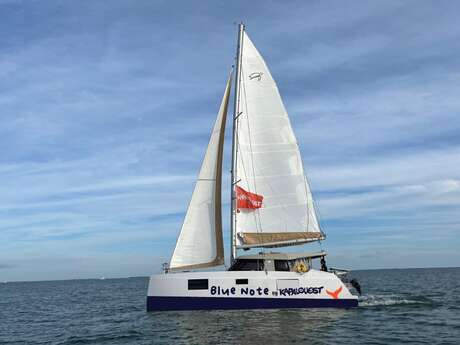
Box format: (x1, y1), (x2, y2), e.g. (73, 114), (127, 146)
(169, 73), (232, 270)
(234, 32), (323, 248)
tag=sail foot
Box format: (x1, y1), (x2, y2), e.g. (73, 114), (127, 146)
(169, 256), (224, 272)
(238, 232), (324, 248)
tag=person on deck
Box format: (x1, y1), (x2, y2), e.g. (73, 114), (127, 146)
(320, 256), (328, 272)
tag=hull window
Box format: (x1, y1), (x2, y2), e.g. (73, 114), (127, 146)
(277, 279), (299, 290)
(188, 279), (209, 290)
(236, 279), (248, 284)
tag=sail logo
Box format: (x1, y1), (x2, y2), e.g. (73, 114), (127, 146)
(235, 186), (263, 209)
(278, 286), (324, 296)
(249, 72), (263, 81)
(326, 286), (343, 299)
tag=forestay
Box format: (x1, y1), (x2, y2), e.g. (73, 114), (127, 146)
(169, 74), (232, 270)
(234, 32), (324, 248)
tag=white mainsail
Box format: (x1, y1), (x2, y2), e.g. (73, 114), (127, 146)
(169, 74), (232, 270)
(233, 32), (324, 248)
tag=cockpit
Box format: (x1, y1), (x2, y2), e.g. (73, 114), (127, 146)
(228, 251), (328, 273)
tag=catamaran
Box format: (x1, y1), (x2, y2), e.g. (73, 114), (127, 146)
(147, 24), (360, 311)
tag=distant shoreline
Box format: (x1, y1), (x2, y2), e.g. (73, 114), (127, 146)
(2, 266), (459, 284)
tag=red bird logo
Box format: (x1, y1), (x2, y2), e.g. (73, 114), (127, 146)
(326, 286), (343, 299)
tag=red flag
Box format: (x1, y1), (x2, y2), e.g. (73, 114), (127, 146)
(235, 186), (263, 210)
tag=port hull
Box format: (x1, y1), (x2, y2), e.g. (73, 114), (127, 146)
(147, 269), (358, 311)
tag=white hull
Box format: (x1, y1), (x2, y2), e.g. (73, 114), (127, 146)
(147, 269), (358, 311)
(145, 25), (362, 312)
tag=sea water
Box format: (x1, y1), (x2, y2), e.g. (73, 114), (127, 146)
(1, 268), (459, 344)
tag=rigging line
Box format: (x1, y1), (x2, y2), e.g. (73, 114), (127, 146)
(236, 41), (268, 248)
(240, 66), (304, 248)
(240, 72), (307, 238)
(302, 163), (321, 235)
(246, 71), (306, 234)
(240, 63), (263, 237)
(307, 176), (326, 237)
(233, 66), (260, 240)
(303, 174), (311, 233)
(237, 40), (313, 248)
(241, 85), (266, 253)
(232, 26), (245, 255)
(318, 237), (324, 253)
(234, 97), (261, 243)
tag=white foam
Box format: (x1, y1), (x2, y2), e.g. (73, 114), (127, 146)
(359, 294), (429, 307)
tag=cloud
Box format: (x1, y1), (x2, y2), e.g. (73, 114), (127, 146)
(0, 0), (459, 281)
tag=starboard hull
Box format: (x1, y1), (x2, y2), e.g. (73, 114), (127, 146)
(146, 269), (358, 312)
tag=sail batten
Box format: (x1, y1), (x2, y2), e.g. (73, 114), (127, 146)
(169, 73), (232, 271)
(233, 31), (323, 248)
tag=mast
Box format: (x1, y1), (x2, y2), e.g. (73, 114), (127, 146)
(230, 22), (244, 266)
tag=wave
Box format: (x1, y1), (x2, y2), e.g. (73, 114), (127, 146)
(359, 294), (432, 307)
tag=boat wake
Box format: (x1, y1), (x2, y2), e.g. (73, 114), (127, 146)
(359, 294), (432, 307)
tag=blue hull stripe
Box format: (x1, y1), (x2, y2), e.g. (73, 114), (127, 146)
(146, 296), (358, 311)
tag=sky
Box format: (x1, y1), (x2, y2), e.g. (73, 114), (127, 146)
(1, 0), (459, 281)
